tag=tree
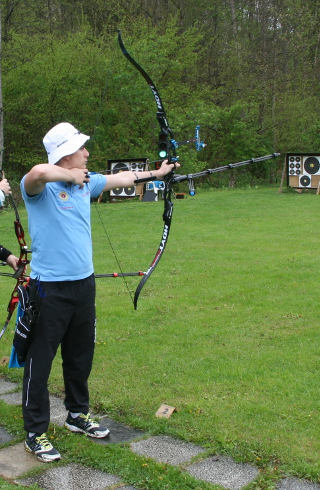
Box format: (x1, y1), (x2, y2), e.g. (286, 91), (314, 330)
(0, 3), (3, 171)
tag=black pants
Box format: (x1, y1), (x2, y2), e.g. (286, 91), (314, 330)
(22, 274), (96, 434)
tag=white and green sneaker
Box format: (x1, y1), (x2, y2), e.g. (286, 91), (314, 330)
(65, 412), (110, 438)
(25, 433), (61, 462)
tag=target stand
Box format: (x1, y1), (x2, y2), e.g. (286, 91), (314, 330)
(283, 153), (320, 194)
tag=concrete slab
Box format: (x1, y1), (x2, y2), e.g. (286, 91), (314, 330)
(0, 391), (22, 405)
(130, 435), (205, 465)
(277, 478), (320, 490)
(50, 395), (67, 427)
(186, 455), (259, 490)
(0, 378), (17, 394)
(0, 426), (13, 444)
(18, 463), (124, 489)
(93, 416), (144, 445)
(0, 442), (43, 479)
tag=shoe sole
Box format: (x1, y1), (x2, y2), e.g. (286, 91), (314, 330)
(64, 421), (110, 439)
(25, 442), (61, 463)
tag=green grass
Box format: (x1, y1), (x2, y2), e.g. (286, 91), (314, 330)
(1, 185), (320, 487)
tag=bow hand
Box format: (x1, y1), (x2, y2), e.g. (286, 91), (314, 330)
(133, 160), (180, 185)
(6, 254), (20, 271)
(157, 159), (180, 179)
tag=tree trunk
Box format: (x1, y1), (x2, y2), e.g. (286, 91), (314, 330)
(0, 4), (3, 172)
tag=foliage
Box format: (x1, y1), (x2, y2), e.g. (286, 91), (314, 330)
(1, 1), (318, 184)
(2, 27), (111, 172)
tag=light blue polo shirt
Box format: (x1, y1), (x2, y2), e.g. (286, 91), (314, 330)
(20, 173), (107, 281)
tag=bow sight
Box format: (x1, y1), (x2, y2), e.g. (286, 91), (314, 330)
(158, 125), (206, 161)
(171, 125), (206, 153)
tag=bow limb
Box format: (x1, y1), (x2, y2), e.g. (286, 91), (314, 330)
(133, 177), (174, 309)
(117, 31), (177, 168)
(0, 280), (21, 340)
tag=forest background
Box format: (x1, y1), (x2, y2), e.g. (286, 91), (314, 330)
(0, 0), (319, 192)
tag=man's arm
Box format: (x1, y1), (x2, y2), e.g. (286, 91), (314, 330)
(102, 159), (179, 192)
(24, 164), (89, 196)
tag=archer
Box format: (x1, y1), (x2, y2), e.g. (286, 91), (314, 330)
(20, 121), (178, 463)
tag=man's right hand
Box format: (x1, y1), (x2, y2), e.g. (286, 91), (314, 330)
(68, 168), (90, 188)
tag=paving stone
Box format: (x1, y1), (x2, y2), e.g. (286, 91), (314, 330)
(18, 463), (125, 489)
(277, 478), (320, 490)
(0, 378), (17, 394)
(93, 416), (145, 445)
(0, 442), (43, 478)
(186, 455), (259, 490)
(0, 426), (13, 444)
(0, 391), (22, 405)
(50, 395), (67, 426)
(0, 381), (266, 490)
(130, 435), (205, 465)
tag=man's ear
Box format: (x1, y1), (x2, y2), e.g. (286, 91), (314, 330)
(57, 154), (71, 166)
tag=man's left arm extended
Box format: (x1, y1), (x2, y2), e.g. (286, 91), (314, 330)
(102, 159), (179, 192)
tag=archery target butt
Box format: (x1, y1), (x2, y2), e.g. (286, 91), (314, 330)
(108, 158), (149, 197)
(288, 174), (320, 188)
(287, 153), (320, 189)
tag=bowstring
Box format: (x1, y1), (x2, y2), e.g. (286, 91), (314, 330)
(91, 199), (134, 305)
(89, 69), (135, 306)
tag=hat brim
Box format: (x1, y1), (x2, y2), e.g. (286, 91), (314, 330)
(48, 133), (90, 164)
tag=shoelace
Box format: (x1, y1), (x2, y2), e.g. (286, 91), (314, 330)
(80, 413), (99, 428)
(36, 434), (53, 449)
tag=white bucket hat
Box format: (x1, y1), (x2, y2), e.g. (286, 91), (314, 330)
(43, 122), (90, 164)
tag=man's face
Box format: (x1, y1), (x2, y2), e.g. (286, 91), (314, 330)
(67, 146), (89, 168)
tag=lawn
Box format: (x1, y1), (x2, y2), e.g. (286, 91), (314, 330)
(1, 185), (320, 485)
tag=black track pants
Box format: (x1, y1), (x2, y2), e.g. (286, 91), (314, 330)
(22, 274), (96, 434)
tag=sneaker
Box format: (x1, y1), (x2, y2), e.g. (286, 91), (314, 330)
(65, 412), (110, 438)
(25, 433), (61, 462)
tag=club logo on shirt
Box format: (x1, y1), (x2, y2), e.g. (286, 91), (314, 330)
(59, 191), (69, 201)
